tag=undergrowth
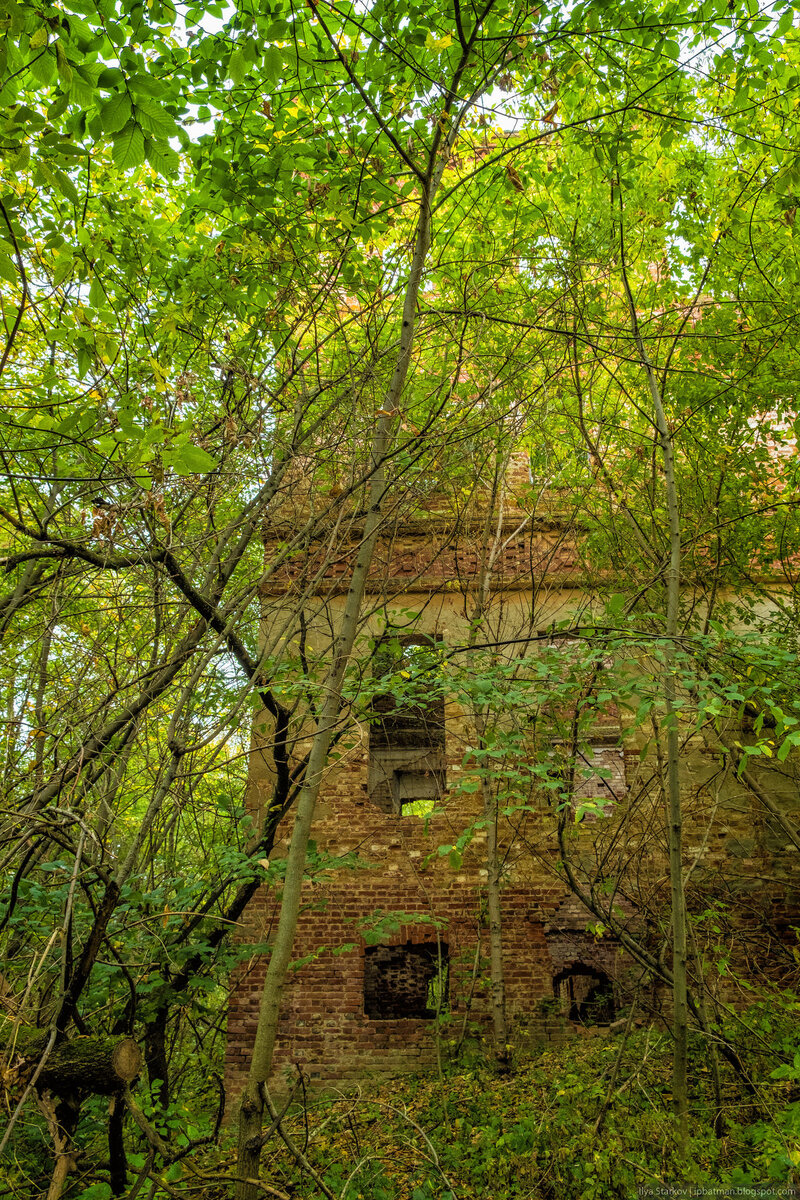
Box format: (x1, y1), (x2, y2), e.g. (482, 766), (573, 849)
(7, 1012), (800, 1199)
(253, 1022), (800, 1200)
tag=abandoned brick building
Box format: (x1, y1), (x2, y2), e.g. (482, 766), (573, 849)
(224, 454), (800, 1100)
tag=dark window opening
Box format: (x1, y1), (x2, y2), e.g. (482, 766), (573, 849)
(364, 942), (449, 1019)
(369, 635), (446, 816)
(553, 966), (615, 1025)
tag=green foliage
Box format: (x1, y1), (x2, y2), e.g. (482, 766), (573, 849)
(235, 1017), (800, 1199)
(2, 0), (800, 1189)
(357, 910), (446, 946)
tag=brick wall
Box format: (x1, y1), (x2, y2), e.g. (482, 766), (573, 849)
(225, 488), (800, 1105)
(229, 718), (788, 1100)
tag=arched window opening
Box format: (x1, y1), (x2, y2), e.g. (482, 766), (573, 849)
(553, 966), (615, 1025)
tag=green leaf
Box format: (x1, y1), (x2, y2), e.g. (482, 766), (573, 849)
(36, 160), (79, 204)
(48, 92), (70, 120)
(55, 41), (72, 85)
(264, 46), (282, 82)
(607, 593), (625, 617)
(145, 138), (180, 176)
(78, 1184), (113, 1200)
(88, 274), (104, 308)
(776, 8), (794, 35)
(228, 47), (247, 85)
(172, 444), (218, 475)
(100, 92), (132, 134)
(0, 252), (17, 283)
(29, 48), (56, 85)
(112, 121), (145, 170)
(69, 69), (94, 109)
(61, 12), (95, 48)
(97, 67), (124, 89)
(52, 251), (74, 286)
(135, 97), (179, 140)
(76, 345), (92, 378)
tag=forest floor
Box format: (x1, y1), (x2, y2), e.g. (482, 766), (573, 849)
(7, 1017), (800, 1199)
(183, 1019), (800, 1200)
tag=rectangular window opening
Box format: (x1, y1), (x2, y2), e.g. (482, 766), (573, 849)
(369, 635), (446, 816)
(363, 942), (449, 1019)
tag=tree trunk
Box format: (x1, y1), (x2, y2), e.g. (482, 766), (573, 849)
(235, 183), (436, 1200)
(39, 1091), (81, 1200)
(620, 237), (688, 1152)
(108, 1092), (128, 1196)
(482, 777), (510, 1072)
(1, 1021), (142, 1096)
(144, 1005), (171, 1109)
(233, 41), (494, 1193)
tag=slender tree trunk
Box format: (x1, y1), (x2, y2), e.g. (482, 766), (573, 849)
(481, 775), (510, 1072)
(234, 562), (377, 1194)
(620, 235), (688, 1152)
(38, 1092), (81, 1200)
(232, 35), (493, 1184)
(234, 175), (438, 1200)
(108, 1093), (128, 1196)
(469, 450), (519, 1071)
(642, 351), (688, 1153)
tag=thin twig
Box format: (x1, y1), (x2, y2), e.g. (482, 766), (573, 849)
(0, 832), (86, 1156)
(263, 1087), (337, 1200)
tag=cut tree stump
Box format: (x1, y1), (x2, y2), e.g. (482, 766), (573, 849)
(1, 1019), (142, 1095)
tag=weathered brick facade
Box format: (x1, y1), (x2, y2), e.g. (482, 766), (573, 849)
(225, 460), (800, 1102)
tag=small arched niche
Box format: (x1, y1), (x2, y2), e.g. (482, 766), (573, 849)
(553, 965), (615, 1025)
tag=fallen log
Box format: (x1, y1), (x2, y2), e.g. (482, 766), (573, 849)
(1, 1020), (142, 1095)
